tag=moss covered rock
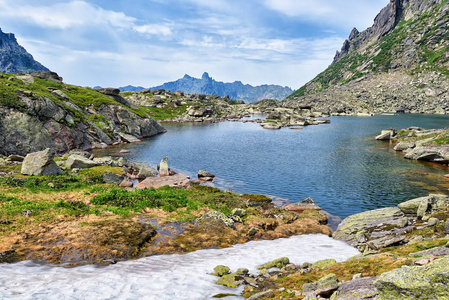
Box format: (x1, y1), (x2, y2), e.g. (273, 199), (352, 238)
(374, 255), (449, 299)
(303, 273), (339, 297)
(216, 272), (244, 288)
(312, 258), (337, 270)
(257, 257), (289, 270)
(211, 265), (230, 277)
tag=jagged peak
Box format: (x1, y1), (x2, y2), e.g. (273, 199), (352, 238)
(201, 72), (211, 81)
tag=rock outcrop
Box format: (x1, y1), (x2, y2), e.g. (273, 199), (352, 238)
(285, 0), (449, 115)
(374, 255), (449, 299)
(0, 72), (166, 156)
(0, 28), (49, 74)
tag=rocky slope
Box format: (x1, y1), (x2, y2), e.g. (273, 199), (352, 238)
(285, 0), (449, 115)
(0, 71), (165, 156)
(0, 28), (49, 74)
(149, 72), (293, 103)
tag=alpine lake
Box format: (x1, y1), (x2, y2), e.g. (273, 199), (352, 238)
(93, 114), (449, 220)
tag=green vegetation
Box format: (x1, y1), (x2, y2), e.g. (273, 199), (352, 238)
(143, 104), (188, 120)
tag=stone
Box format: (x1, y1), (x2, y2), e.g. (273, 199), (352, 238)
(52, 89), (69, 99)
(247, 290), (274, 300)
(7, 154), (24, 162)
(197, 169), (215, 178)
(196, 211), (235, 228)
(134, 173), (191, 189)
(159, 156), (169, 177)
(366, 235), (406, 250)
(102, 172), (125, 185)
(132, 163), (158, 179)
(119, 178), (134, 188)
(331, 276), (379, 300)
(285, 197), (321, 212)
(31, 71), (63, 83)
(417, 200), (429, 219)
(312, 258), (337, 270)
(375, 128), (396, 140)
(445, 219), (449, 234)
(400, 217), (409, 228)
(428, 217), (439, 226)
(216, 273), (244, 288)
(21, 148), (62, 176)
(248, 227), (258, 236)
(211, 265), (230, 277)
(333, 207), (404, 247)
(374, 255), (449, 299)
(66, 154), (98, 169)
(257, 257), (290, 270)
(96, 87), (120, 96)
(231, 208), (246, 217)
(16, 74), (35, 85)
(393, 141), (414, 151)
(303, 273), (339, 297)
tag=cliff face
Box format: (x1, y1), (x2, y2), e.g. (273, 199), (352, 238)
(0, 28), (50, 74)
(150, 72), (293, 103)
(286, 0), (449, 115)
(0, 72), (165, 156)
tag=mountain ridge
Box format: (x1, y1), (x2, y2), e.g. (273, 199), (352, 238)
(0, 28), (50, 74)
(120, 72), (293, 103)
(285, 0), (449, 115)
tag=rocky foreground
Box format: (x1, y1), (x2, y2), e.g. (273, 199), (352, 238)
(233, 193), (449, 299)
(0, 148), (330, 266)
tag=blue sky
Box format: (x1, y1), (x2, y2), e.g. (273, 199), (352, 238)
(0, 0), (389, 89)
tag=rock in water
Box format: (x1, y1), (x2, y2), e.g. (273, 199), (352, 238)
(374, 256), (449, 299)
(21, 148), (62, 176)
(159, 156), (169, 177)
(197, 169), (215, 181)
(285, 197), (321, 212)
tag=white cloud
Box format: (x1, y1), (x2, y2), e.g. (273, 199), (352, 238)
(264, 0), (390, 30)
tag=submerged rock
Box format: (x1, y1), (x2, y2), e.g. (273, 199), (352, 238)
(21, 148), (62, 176)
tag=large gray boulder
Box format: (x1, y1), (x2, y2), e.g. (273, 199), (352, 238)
(331, 277), (379, 300)
(21, 148), (62, 176)
(374, 255), (449, 299)
(132, 163), (158, 179)
(404, 146), (449, 164)
(332, 207), (404, 248)
(66, 154), (99, 169)
(398, 194), (449, 216)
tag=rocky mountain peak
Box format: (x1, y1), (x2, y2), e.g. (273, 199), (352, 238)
(0, 27), (50, 74)
(201, 72), (211, 81)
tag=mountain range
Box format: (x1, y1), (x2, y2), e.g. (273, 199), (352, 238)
(121, 72), (293, 103)
(285, 0), (449, 115)
(0, 28), (49, 74)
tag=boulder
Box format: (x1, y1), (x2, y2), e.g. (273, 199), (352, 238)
(132, 163), (158, 179)
(102, 172), (125, 185)
(31, 71), (63, 83)
(375, 128), (396, 140)
(7, 154), (24, 162)
(119, 178), (134, 188)
(21, 148), (62, 176)
(159, 156), (169, 177)
(374, 255), (449, 299)
(285, 197), (321, 212)
(96, 87), (120, 96)
(196, 211), (235, 228)
(66, 154), (98, 169)
(257, 257), (290, 270)
(216, 272), (244, 288)
(211, 265), (230, 277)
(404, 146), (449, 163)
(331, 277), (379, 300)
(333, 207), (404, 247)
(303, 273), (339, 298)
(134, 173), (191, 189)
(312, 258), (337, 270)
(398, 194), (449, 216)
(197, 169), (215, 179)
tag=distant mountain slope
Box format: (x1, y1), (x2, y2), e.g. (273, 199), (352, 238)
(0, 28), (49, 74)
(285, 0), (449, 115)
(119, 85), (145, 92)
(151, 72), (293, 103)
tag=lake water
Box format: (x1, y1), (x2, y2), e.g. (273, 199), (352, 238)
(95, 114), (449, 219)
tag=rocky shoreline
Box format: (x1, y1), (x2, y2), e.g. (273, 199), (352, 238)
(0, 148), (331, 266)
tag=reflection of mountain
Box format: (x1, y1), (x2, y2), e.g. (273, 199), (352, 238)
(0, 28), (49, 74)
(150, 72), (293, 103)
